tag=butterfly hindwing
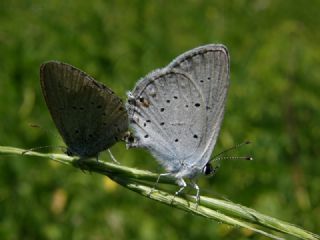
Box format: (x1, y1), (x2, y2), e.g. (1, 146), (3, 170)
(127, 68), (207, 172)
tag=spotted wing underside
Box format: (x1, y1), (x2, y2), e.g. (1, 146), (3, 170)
(168, 45), (230, 167)
(127, 44), (229, 173)
(127, 69), (206, 172)
(40, 61), (128, 157)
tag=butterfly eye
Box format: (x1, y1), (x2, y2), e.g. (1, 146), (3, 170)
(202, 163), (214, 175)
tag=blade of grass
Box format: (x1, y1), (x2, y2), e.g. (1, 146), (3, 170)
(197, 196), (319, 240)
(0, 146), (319, 240)
(112, 176), (285, 240)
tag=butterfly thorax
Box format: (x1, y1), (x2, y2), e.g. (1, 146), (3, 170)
(170, 160), (204, 179)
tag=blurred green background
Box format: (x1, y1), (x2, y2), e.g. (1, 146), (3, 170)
(0, 0), (319, 239)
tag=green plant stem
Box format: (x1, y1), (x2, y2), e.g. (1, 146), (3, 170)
(1, 146), (319, 240)
(112, 176), (285, 240)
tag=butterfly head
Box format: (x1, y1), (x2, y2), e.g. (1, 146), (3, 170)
(202, 163), (219, 176)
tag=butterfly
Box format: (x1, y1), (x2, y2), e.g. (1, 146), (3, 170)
(126, 44), (229, 203)
(40, 61), (128, 160)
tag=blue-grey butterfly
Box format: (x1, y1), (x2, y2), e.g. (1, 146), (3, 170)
(126, 44), (229, 203)
(40, 61), (128, 159)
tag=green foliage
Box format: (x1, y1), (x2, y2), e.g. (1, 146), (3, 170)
(0, 1), (319, 239)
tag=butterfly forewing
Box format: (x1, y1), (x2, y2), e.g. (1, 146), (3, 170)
(168, 45), (230, 168)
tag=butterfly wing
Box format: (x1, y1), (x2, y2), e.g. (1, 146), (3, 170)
(167, 44), (230, 169)
(127, 68), (207, 173)
(40, 61), (128, 157)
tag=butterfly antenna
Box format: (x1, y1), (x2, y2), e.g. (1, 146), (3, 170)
(107, 149), (120, 164)
(213, 156), (253, 162)
(209, 140), (252, 162)
(22, 146), (66, 155)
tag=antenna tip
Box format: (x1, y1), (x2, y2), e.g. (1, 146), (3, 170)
(246, 156), (253, 161)
(244, 140), (251, 145)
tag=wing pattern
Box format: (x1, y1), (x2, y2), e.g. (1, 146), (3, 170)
(40, 61), (128, 157)
(127, 44), (229, 177)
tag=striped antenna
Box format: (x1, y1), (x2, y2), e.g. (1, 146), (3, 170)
(209, 141), (253, 162)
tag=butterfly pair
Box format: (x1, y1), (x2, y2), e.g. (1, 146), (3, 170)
(41, 44), (229, 203)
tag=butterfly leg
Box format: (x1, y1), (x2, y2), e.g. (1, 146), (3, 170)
(171, 178), (187, 205)
(107, 149), (120, 164)
(148, 173), (171, 197)
(190, 180), (200, 208)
